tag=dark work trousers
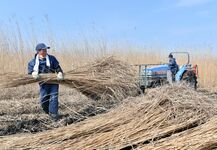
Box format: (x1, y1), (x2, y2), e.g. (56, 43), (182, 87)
(39, 83), (59, 115)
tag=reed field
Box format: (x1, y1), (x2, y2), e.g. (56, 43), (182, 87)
(0, 36), (217, 87)
(0, 23), (217, 149)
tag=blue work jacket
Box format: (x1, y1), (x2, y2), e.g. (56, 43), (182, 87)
(28, 54), (63, 74)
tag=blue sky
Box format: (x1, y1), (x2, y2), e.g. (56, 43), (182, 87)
(0, 0), (217, 49)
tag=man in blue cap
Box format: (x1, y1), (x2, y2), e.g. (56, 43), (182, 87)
(28, 43), (64, 121)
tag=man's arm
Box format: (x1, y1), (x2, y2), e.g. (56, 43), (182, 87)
(52, 56), (63, 73)
(28, 60), (35, 74)
(55, 64), (63, 73)
(51, 56), (64, 80)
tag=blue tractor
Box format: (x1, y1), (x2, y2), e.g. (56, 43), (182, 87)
(138, 52), (198, 93)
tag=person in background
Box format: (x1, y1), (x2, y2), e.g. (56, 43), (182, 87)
(28, 43), (64, 121)
(168, 53), (179, 75)
(167, 53), (179, 83)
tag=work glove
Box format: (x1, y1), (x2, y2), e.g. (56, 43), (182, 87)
(57, 72), (64, 80)
(32, 71), (40, 80)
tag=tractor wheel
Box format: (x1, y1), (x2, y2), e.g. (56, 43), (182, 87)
(181, 71), (197, 90)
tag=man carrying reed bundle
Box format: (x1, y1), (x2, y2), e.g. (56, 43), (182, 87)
(28, 43), (64, 121)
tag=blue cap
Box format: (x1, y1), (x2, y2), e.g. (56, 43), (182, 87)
(35, 43), (50, 51)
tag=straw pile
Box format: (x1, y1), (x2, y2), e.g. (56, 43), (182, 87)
(1, 85), (217, 149)
(138, 117), (217, 150)
(0, 56), (138, 100)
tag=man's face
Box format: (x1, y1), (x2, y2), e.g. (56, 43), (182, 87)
(38, 49), (47, 57)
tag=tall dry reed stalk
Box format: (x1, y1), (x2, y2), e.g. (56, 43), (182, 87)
(0, 20), (216, 87)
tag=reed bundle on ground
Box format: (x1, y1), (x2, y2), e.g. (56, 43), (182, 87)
(138, 117), (217, 150)
(0, 56), (138, 100)
(1, 85), (217, 149)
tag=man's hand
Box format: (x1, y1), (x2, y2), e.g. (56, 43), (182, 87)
(32, 71), (40, 80)
(57, 72), (64, 80)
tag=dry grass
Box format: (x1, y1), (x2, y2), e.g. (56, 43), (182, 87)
(1, 85), (217, 149)
(0, 55), (217, 150)
(138, 117), (217, 150)
(0, 84), (116, 136)
(1, 21), (217, 150)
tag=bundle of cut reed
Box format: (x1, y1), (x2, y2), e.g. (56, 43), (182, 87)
(1, 85), (217, 149)
(0, 56), (138, 100)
